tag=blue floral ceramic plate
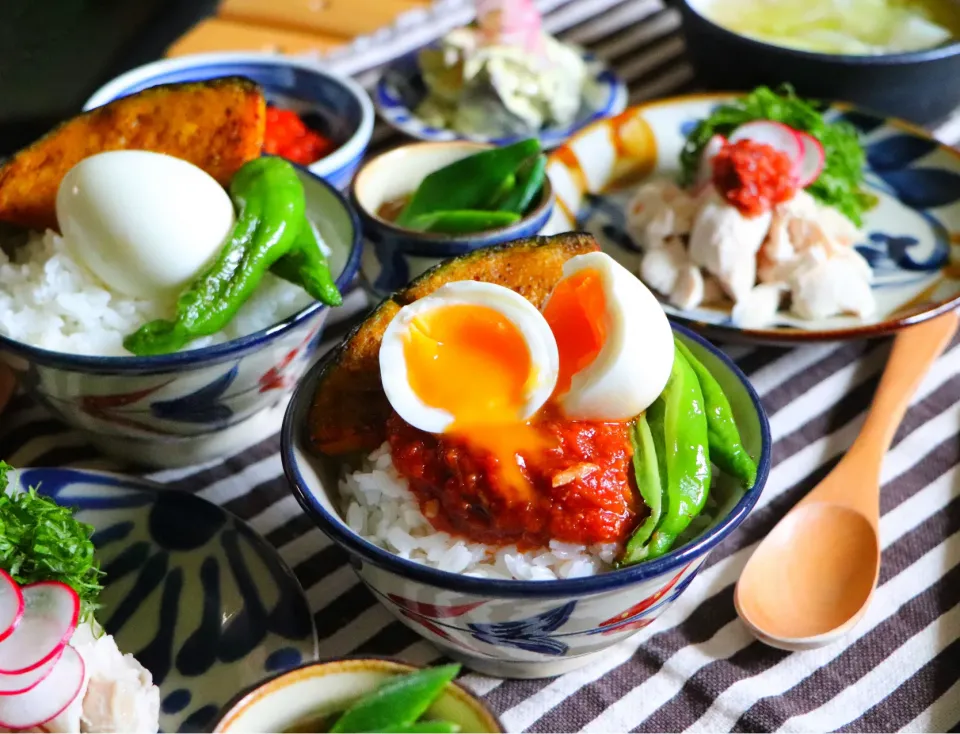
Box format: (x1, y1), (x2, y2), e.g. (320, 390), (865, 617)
(545, 94), (960, 343)
(5, 468), (317, 733)
(374, 49), (627, 149)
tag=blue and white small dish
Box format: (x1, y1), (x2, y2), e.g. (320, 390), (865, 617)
(83, 52), (375, 190)
(4, 467), (318, 734)
(374, 49), (627, 149)
(0, 167), (362, 468)
(545, 93), (960, 343)
(351, 141), (557, 299)
(282, 324), (770, 679)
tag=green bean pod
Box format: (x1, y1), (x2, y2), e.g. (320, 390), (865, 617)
(329, 665), (461, 734)
(643, 347), (712, 560)
(675, 338), (757, 489)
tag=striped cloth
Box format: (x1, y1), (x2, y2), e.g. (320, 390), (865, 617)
(5, 1), (960, 730)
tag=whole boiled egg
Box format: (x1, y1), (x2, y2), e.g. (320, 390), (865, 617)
(542, 251), (674, 420)
(379, 281), (559, 435)
(56, 150), (235, 301)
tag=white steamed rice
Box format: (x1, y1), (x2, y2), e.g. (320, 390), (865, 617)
(339, 443), (620, 581)
(0, 230), (314, 356)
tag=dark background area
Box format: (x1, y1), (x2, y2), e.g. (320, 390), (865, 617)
(0, 0), (219, 156)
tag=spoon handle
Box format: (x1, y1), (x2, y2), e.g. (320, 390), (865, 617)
(853, 310), (958, 461)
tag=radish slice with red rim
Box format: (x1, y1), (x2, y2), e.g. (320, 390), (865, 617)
(0, 646), (85, 730)
(795, 131), (826, 187)
(0, 582), (79, 675)
(696, 134), (727, 185)
(729, 121), (803, 179)
(0, 649), (62, 695)
(0, 571), (23, 645)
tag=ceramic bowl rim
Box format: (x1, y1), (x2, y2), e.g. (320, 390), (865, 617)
(0, 162), (363, 373)
(548, 91), (960, 344)
(281, 322), (772, 599)
(372, 47), (628, 147)
(211, 656), (505, 733)
(349, 140), (555, 248)
(679, 0), (960, 65)
(82, 51), (376, 182)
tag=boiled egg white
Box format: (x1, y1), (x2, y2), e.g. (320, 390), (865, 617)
(542, 251), (674, 421)
(56, 150), (235, 301)
(379, 281), (559, 435)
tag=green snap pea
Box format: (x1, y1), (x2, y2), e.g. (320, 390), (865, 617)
(618, 413), (663, 567)
(124, 157), (305, 355)
(497, 154), (547, 215)
(329, 664), (461, 734)
(674, 338), (757, 488)
(641, 347), (712, 560)
(395, 139), (541, 226)
(271, 217), (343, 306)
(406, 210), (522, 234)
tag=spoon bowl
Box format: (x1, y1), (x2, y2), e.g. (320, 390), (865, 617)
(735, 309), (959, 650)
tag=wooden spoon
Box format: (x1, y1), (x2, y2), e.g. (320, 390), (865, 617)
(735, 309), (959, 651)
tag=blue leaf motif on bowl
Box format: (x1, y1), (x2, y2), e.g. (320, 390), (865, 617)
(150, 364), (239, 424)
(468, 600), (576, 656)
(856, 214), (950, 278)
(866, 134), (939, 172)
(872, 168), (960, 210)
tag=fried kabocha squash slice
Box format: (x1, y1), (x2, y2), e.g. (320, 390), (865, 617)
(307, 233), (600, 456)
(0, 77), (266, 232)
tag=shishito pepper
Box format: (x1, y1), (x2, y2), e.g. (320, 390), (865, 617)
(497, 154), (547, 215)
(395, 139), (541, 227)
(329, 665), (461, 734)
(406, 209), (521, 234)
(124, 157), (305, 355)
(618, 413), (663, 567)
(271, 217), (343, 306)
(620, 346), (711, 564)
(675, 338), (758, 488)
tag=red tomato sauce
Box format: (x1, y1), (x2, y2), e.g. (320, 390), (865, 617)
(712, 139), (797, 217)
(386, 410), (639, 548)
(263, 106), (335, 165)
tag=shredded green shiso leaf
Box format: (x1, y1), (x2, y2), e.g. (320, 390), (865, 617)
(679, 85), (875, 226)
(0, 461), (104, 622)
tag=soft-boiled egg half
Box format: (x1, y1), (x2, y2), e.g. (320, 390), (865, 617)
(56, 150), (235, 302)
(542, 251), (674, 421)
(379, 280), (560, 434)
(379, 251), (674, 435)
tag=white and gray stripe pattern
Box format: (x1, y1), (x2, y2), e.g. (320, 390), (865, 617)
(4, 0), (960, 730)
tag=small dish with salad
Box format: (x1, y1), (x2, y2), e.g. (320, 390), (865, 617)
(351, 139), (555, 297)
(375, 0), (626, 148)
(546, 86), (960, 342)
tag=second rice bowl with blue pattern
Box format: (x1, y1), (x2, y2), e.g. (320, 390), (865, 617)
(282, 230), (771, 679)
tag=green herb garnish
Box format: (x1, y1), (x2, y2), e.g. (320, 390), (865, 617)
(679, 85), (874, 226)
(0, 461), (104, 621)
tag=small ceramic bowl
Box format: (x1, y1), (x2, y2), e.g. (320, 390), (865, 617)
(375, 49), (628, 149)
(351, 141), (556, 298)
(83, 52), (375, 190)
(281, 325), (771, 679)
(0, 168), (361, 469)
(679, 0), (960, 125)
(213, 658), (503, 733)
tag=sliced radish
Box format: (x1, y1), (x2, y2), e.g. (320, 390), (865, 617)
(795, 131), (826, 187)
(0, 582), (79, 675)
(729, 121), (804, 180)
(0, 646), (85, 730)
(0, 650), (62, 696)
(696, 134), (727, 185)
(0, 571), (24, 645)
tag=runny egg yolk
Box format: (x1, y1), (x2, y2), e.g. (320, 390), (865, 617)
(403, 303), (533, 425)
(542, 268), (608, 396)
(402, 303), (548, 498)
